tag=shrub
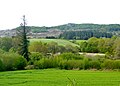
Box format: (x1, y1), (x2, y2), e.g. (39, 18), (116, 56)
(34, 57), (59, 69)
(58, 53), (83, 60)
(0, 49), (5, 54)
(34, 58), (44, 69)
(14, 55), (27, 70)
(29, 41), (48, 54)
(83, 58), (90, 69)
(89, 60), (101, 69)
(28, 52), (44, 65)
(59, 60), (84, 70)
(101, 59), (114, 69)
(42, 58), (54, 68)
(101, 59), (120, 70)
(113, 60), (120, 69)
(0, 53), (27, 71)
(65, 45), (79, 53)
(0, 59), (3, 71)
(0, 53), (15, 70)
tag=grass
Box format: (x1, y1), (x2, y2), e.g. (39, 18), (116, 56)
(75, 40), (86, 44)
(0, 69), (120, 86)
(29, 39), (79, 47)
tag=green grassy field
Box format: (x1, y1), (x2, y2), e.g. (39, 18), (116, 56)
(75, 40), (86, 44)
(0, 69), (120, 86)
(29, 39), (79, 47)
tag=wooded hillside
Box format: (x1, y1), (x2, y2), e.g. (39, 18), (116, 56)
(0, 23), (120, 39)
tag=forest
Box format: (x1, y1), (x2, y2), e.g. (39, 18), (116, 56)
(59, 30), (113, 40)
(29, 23), (120, 33)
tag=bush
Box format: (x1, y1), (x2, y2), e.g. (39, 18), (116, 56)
(0, 59), (3, 71)
(101, 60), (113, 69)
(101, 59), (120, 69)
(28, 52), (44, 65)
(89, 60), (101, 69)
(58, 53), (83, 60)
(0, 49), (5, 54)
(34, 58), (44, 69)
(14, 55), (27, 70)
(0, 53), (27, 71)
(59, 60), (84, 70)
(29, 41), (48, 54)
(83, 58), (90, 69)
(34, 57), (59, 69)
(113, 60), (120, 69)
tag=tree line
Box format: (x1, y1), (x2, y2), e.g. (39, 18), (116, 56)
(79, 37), (120, 59)
(0, 37), (78, 55)
(1, 36), (120, 59)
(15, 23), (120, 33)
(59, 30), (113, 40)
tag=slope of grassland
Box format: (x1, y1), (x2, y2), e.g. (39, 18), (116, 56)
(29, 39), (79, 47)
(0, 69), (120, 86)
(75, 40), (86, 44)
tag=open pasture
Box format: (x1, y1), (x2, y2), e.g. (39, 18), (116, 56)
(29, 39), (79, 47)
(0, 69), (120, 86)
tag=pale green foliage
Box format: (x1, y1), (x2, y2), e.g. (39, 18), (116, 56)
(79, 37), (120, 59)
(101, 59), (120, 69)
(47, 42), (59, 54)
(0, 53), (27, 71)
(28, 52), (44, 65)
(29, 41), (48, 54)
(0, 59), (3, 71)
(29, 41), (79, 55)
(0, 37), (13, 51)
(113, 38), (120, 59)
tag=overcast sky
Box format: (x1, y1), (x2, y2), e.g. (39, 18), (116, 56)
(0, 0), (120, 30)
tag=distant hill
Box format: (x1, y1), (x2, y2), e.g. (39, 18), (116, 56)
(0, 23), (120, 39)
(27, 23), (120, 32)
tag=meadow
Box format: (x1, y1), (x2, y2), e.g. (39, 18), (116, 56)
(29, 39), (79, 47)
(0, 69), (120, 86)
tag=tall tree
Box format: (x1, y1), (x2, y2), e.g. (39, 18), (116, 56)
(17, 15), (29, 61)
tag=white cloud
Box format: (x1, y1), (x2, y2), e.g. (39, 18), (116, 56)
(0, 0), (120, 30)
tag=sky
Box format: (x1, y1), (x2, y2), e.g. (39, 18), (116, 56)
(0, 0), (120, 30)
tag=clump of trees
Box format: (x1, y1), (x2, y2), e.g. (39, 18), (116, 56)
(79, 37), (120, 59)
(29, 41), (79, 55)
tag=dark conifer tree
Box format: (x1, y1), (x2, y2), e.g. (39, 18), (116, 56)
(17, 15), (29, 61)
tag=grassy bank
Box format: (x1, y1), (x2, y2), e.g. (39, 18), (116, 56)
(0, 69), (120, 86)
(29, 39), (79, 47)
